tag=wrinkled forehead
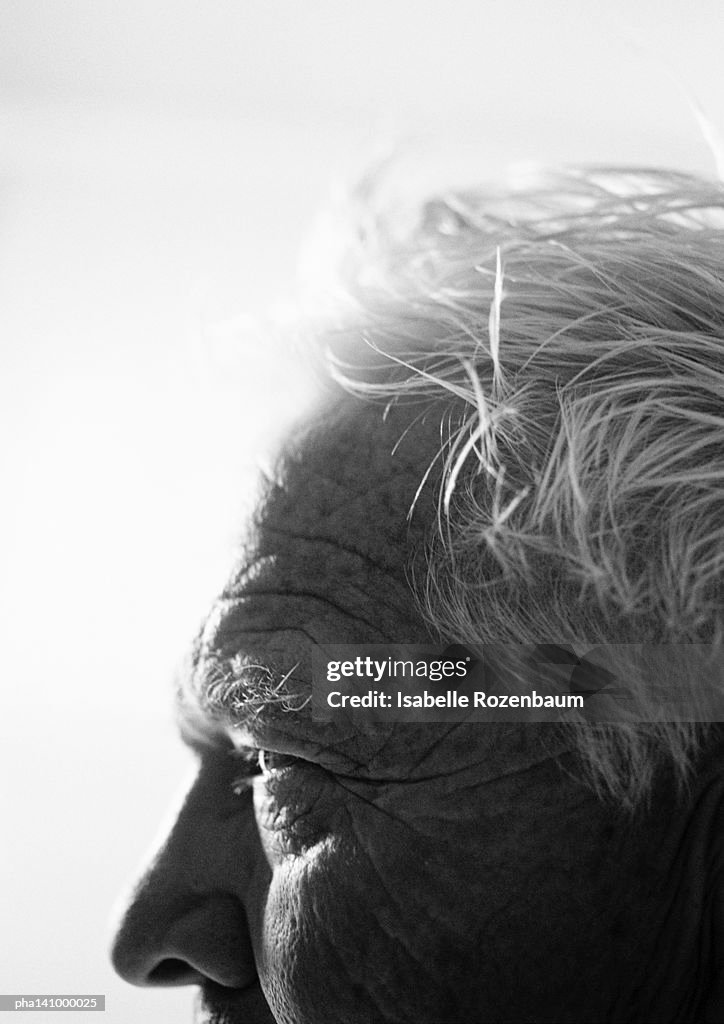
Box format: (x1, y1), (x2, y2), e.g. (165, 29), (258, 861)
(183, 397), (436, 713)
(179, 394), (574, 776)
(214, 395), (445, 649)
(261, 396), (441, 561)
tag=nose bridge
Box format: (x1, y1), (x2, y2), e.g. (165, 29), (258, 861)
(111, 762), (263, 988)
(149, 763), (256, 888)
(125, 760), (259, 905)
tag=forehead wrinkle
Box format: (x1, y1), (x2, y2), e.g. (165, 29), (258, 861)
(255, 475), (409, 579)
(246, 524), (405, 582)
(260, 401), (440, 541)
(217, 546), (420, 643)
(175, 399), (444, 757)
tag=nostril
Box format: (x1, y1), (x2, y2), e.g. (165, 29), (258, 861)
(146, 958), (203, 987)
(111, 892), (257, 989)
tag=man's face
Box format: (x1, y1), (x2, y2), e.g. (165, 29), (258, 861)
(111, 398), (692, 1023)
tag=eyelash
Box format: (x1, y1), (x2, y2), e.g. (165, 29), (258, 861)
(230, 748), (298, 795)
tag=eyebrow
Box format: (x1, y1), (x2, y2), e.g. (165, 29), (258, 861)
(175, 644), (312, 751)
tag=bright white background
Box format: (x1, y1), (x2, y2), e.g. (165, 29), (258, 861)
(0, 3), (722, 1022)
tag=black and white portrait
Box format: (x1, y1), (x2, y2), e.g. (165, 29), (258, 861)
(2, 4), (723, 1022)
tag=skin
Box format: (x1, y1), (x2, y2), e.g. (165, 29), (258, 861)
(111, 396), (724, 1023)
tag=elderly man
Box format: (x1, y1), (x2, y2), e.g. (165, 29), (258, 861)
(111, 167), (724, 1023)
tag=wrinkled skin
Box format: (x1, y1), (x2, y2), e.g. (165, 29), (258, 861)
(112, 397), (724, 1023)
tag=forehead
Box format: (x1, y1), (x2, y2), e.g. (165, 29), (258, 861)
(180, 398), (439, 733)
(229, 394), (442, 634)
(261, 396), (440, 561)
(179, 394), (574, 775)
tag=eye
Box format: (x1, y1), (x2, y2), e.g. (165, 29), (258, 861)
(230, 747), (300, 795)
(258, 749), (299, 774)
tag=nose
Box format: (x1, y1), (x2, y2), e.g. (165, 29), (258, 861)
(111, 762), (263, 990)
(112, 889), (257, 988)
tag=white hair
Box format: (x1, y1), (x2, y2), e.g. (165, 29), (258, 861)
(313, 165), (724, 809)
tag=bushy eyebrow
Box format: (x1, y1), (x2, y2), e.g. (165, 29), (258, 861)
(175, 644), (312, 752)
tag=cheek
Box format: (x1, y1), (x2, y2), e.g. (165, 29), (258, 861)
(238, 754), (642, 1023)
(246, 765), (615, 1024)
(254, 814), (487, 1024)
